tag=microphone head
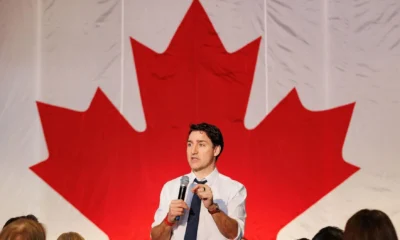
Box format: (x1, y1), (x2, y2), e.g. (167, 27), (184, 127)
(180, 176), (189, 186)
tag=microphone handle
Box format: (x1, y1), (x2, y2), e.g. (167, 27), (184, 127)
(175, 185), (187, 221)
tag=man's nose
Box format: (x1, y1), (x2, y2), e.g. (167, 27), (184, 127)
(191, 144), (198, 154)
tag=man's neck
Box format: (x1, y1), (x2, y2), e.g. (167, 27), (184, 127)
(193, 164), (215, 179)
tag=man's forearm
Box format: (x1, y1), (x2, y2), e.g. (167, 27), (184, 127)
(150, 221), (173, 240)
(211, 211), (239, 239)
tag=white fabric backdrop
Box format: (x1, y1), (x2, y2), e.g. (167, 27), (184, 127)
(0, 0), (399, 239)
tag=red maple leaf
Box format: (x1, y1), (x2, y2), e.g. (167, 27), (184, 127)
(30, 1), (359, 239)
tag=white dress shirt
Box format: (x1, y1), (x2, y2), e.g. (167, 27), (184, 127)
(151, 168), (247, 240)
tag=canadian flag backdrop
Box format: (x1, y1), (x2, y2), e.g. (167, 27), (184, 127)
(0, 0), (399, 239)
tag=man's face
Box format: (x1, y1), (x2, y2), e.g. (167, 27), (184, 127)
(187, 131), (219, 172)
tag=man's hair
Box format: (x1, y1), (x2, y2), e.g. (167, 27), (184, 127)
(0, 218), (46, 240)
(313, 226), (343, 240)
(3, 214), (39, 228)
(188, 123), (224, 160)
(343, 209), (398, 240)
(57, 232), (85, 240)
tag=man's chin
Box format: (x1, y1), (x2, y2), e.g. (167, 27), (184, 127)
(191, 166), (204, 172)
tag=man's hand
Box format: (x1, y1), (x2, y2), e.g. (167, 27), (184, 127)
(192, 184), (214, 209)
(151, 200), (187, 240)
(167, 200), (189, 223)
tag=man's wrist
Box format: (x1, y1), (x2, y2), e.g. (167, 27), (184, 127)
(163, 214), (175, 226)
(207, 203), (221, 214)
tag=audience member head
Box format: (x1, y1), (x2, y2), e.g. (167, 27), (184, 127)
(312, 226), (343, 240)
(3, 214), (39, 229)
(343, 209), (398, 240)
(0, 217), (45, 240)
(57, 232), (85, 240)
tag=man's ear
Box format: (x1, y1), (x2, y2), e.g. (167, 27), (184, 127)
(213, 145), (221, 157)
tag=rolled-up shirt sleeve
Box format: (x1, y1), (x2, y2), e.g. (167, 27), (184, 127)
(227, 184), (247, 240)
(151, 183), (170, 229)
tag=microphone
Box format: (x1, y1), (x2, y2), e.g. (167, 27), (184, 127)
(175, 176), (189, 221)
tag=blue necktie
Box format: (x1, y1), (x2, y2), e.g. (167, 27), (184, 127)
(184, 179), (207, 240)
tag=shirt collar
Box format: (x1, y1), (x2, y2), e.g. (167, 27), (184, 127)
(188, 167), (219, 186)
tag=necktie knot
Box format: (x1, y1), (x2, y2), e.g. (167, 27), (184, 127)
(194, 179), (207, 184)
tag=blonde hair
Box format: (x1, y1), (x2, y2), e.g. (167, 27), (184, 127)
(57, 232), (85, 240)
(0, 218), (46, 240)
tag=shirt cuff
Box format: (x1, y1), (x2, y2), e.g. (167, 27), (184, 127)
(232, 218), (244, 240)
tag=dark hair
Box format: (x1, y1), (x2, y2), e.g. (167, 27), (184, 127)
(3, 214), (39, 228)
(188, 122), (224, 160)
(343, 209), (398, 240)
(0, 218), (46, 240)
(297, 238), (310, 240)
(313, 226), (343, 240)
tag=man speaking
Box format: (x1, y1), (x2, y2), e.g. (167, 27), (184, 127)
(150, 123), (247, 240)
